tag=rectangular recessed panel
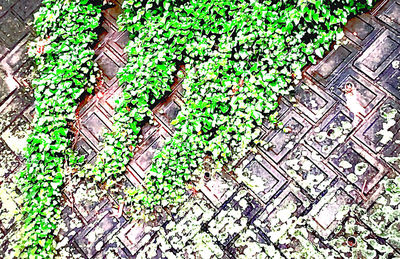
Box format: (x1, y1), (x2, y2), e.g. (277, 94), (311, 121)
(270, 117), (304, 155)
(83, 113), (110, 142)
(355, 30), (400, 79)
(355, 99), (400, 153)
(330, 141), (387, 197)
(136, 136), (165, 171)
(363, 36), (398, 72)
(0, 75), (16, 105)
(295, 83), (329, 119)
(385, 2), (400, 25)
(0, 12), (27, 48)
(345, 76), (376, 108)
(318, 46), (351, 78)
(96, 53), (120, 79)
(307, 108), (353, 158)
(245, 159), (278, 190)
(379, 66), (400, 100)
(346, 16), (374, 40)
(313, 188), (353, 229)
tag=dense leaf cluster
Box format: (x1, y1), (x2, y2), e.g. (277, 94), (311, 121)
(83, 0), (179, 192)
(14, 0), (101, 257)
(90, 0), (375, 221)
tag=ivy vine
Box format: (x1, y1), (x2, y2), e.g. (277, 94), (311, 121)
(12, 0), (101, 258)
(85, 0), (376, 222)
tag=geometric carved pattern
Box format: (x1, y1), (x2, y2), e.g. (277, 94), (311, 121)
(2, 0), (400, 257)
(354, 29), (400, 80)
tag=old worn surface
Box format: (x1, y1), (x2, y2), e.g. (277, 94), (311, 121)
(1, 0), (400, 258)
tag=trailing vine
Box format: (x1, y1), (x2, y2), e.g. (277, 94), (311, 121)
(11, 0), (101, 257)
(81, 0), (177, 192)
(84, 0), (376, 222)
(120, 0), (376, 220)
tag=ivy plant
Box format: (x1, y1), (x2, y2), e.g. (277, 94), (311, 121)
(87, 0), (376, 222)
(13, 0), (101, 258)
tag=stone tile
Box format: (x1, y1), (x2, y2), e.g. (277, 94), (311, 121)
(313, 189), (352, 230)
(118, 222), (155, 257)
(80, 108), (113, 151)
(381, 130), (400, 172)
(103, 0), (123, 26)
(4, 37), (30, 71)
(73, 207), (127, 258)
(237, 153), (286, 204)
(308, 179), (359, 238)
(75, 136), (97, 164)
(0, 94), (30, 131)
(275, 223), (334, 259)
(153, 94), (184, 134)
(110, 31), (130, 53)
(255, 184), (337, 258)
(359, 176), (400, 252)
(95, 48), (125, 87)
(177, 231), (224, 259)
(344, 14), (383, 47)
(132, 232), (177, 259)
(125, 166), (144, 188)
(280, 144), (337, 199)
(200, 171), (238, 208)
(118, 210), (168, 256)
(355, 98), (400, 153)
(261, 110), (312, 163)
(63, 180), (109, 223)
(12, 57), (35, 89)
(0, 144), (19, 182)
(354, 29), (400, 80)
(136, 138), (164, 172)
(329, 67), (385, 117)
(92, 240), (131, 259)
(376, 0), (400, 33)
(306, 104), (359, 158)
(1, 115), (31, 158)
(165, 199), (215, 252)
(99, 81), (123, 117)
(259, 183), (311, 233)
(377, 51), (400, 101)
(58, 204), (86, 244)
(97, 52), (120, 80)
(0, 11), (28, 49)
(292, 76), (336, 123)
(207, 188), (263, 247)
(106, 173), (137, 202)
(307, 43), (359, 86)
(0, 39), (10, 60)
(170, 67), (186, 96)
(12, 0), (42, 21)
(329, 217), (396, 258)
(228, 226), (282, 258)
(0, 0), (18, 17)
(261, 97), (291, 131)
(329, 140), (388, 196)
(0, 180), (19, 230)
(0, 69), (16, 106)
(137, 121), (160, 147)
(21, 103), (35, 123)
(127, 128), (171, 179)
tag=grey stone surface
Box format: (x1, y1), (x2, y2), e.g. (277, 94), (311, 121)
(1, 0), (400, 258)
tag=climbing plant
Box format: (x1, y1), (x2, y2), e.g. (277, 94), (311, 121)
(87, 0), (376, 221)
(81, 0), (176, 187)
(12, 0), (101, 257)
